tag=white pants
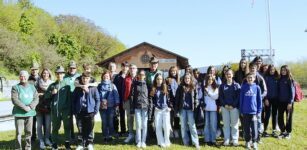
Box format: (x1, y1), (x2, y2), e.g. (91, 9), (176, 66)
(154, 108), (171, 146)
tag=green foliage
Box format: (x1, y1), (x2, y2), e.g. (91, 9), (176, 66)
(19, 13), (33, 34)
(284, 60), (307, 88)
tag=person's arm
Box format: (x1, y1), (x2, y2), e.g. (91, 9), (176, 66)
(219, 85), (225, 107)
(256, 86), (262, 115)
(11, 86), (28, 111)
(239, 85), (244, 113)
(194, 88), (199, 110)
(94, 88), (101, 114)
(129, 84), (135, 115)
(112, 85), (120, 106)
(29, 89), (39, 110)
(289, 80), (295, 104)
(260, 76), (267, 99)
(232, 84), (241, 108)
(174, 86), (181, 113)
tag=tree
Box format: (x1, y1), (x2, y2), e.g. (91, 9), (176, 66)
(19, 13), (33, 34)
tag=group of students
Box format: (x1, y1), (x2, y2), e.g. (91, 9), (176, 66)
(11, 56), (296, 150)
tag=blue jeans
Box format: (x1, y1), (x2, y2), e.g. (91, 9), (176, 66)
(135, 109), (148, 144)
(180, 109), (199, 146)
(204, 111), (217, 142)
(36, 112), (51, 141)
(221, 107), (239, 142)
(257, 112), (263, 135)
(100, 108), (115, 138)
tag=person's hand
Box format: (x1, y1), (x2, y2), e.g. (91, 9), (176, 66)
(38, 93), (44, 96)
(287, 104), (292, 110)
(24, 106), (31, 112)
(228, 106), (234, 110)
(52, 89), (57, 95)
(168, 108), (172, 112)
(256, 114), (260, 118)
(265, 100), (270, 107)
(84, 87), (89, 93)
(115, 106), (119, 112)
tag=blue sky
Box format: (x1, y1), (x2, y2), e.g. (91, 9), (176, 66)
(33, 0), (307, 67)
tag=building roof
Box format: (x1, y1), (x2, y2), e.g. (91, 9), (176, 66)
(96, 42), (189, 68)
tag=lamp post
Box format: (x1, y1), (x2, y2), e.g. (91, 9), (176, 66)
(305, 29), (307, 32)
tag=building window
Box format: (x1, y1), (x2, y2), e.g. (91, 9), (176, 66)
(141, 54), (150, 63)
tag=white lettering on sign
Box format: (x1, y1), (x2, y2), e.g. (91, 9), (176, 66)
(158, 59), (177, 63)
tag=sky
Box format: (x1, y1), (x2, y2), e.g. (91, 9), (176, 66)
(32, 0), (307, 67)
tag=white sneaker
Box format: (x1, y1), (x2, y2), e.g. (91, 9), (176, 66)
(141, 142), (146, 148)
(252, 142), (258, 150)
(76, 145), (84, 150)
(136, 142), (142, 148)
(245, 142), (251, 149)
(40, 141), (46, 149)
(174, 130), (179, 138)
(51, 148), (58, 150)
(223, 140), (229, 146)
(233, 141), (239, 146)
(124, 134), (134, 143)
(216, 129), (221, 137)
(87, 144), (94, 150)
(45, 138), (52, 146)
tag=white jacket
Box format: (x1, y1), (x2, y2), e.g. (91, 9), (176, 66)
(204, 85), (219, 111)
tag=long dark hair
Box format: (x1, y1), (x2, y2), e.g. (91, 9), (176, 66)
(167, 66), (180, 85)
(221, 65), (230, 81)
(150, 73), (168, 96)
(263, 64), (280, 80)
(204, 74), (217, 91)
(236, 58), (249, 84)
(280, 65), (293, 81)
(207, 65), (216, 76)
(182, 73), (195, 93)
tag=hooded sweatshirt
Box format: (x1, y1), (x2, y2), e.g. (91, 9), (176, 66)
(240, 83), (262, 115)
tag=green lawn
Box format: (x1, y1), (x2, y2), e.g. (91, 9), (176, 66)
(0, 100), (307, 150)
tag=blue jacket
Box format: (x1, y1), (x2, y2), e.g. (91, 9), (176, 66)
(278, 76), (295, 104)
(240, 83), (262, 115)
(265, 75), (278, 99)
(219, 82), (241, 108)
(98, 81), (120, 108)
(73, 87), (100, 114)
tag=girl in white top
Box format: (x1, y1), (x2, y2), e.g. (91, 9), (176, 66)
(203, 75), (219, 146)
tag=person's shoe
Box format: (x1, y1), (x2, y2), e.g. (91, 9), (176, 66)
(245, 142), (251, 149)
(45, 138), (53, 146)
(285, 133), (291, 140)
(75, 145), (84, 150)
(257, 135), (262, 143)
(40, 141), (46, 149)
(223, 140), (229, 146)
(279, 132), (286, 139)
(252, 142), (258, 150)
(272, 131), (279, 138)
(124, 134), (134, 143)
(233, 141), (239, 146)
(263, 132), (270, 137)
(195, 144), (200, 149)
(141, 142), (146, 148)
(65, 141), (72, 150)
(136, 142), (142, 148)
(87, 144), (94, 150)
(107, 137), (113, 142)
(52, 144), (58, 150)
(174, 130), (180, 138)
(216, 129), (221, 137)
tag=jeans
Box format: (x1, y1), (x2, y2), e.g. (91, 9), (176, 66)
(221, 107), (239, 142)
(180, 109), (199, 146)
(263, 98), (278, 132)
(204, 111), (217, 142)
(278, 102), (293, 133)
(257, 112), (263, 135)
(15, 117), (33, 150)
(154, 108), (171, 146)
(76, 112), (95, 146)
(37, 112), (51, 142)
(135, 109), (148, 144)
(100, 108), (115, 138)
(124, 101), (134, 135)
(243, 114), (258, 142)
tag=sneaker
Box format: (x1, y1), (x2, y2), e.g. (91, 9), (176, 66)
(245, 142), (251, 149)
(45, 138), (53, 146)
(65, 141), (72, 150)
(107, 137), (113, 142)
(285, 133), (291, 140)
(141, 142), (146, 148)
(136, 142), (142, 148)
(272, 131), (279, 138)
(52, 144), (58, 150)
(75, 145), (84, 150)
(223, 140), (229, 146)
(279, 133), (286, 139)
(40, 141), (46, 149)
(263, 132), (270, 137)
(174, 130), (180, 138)
(87, 144), (94, 150)
(257, 135), (262, 143)
(124, 134), (134, 143)
(195, 144), (200, 149)
(197, 129), (202, 136)
(252, 142), (258, 150)
(216, 129), (221, 137)
(233, 141), (239, 146)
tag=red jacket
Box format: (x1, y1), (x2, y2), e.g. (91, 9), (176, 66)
(124, 75), (138, 102)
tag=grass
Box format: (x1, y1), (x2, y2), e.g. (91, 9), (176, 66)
(0, 98), (9, 101)
(0, 100), (307, 150)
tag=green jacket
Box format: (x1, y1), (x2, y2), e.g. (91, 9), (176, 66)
(45, 80), (71, 114)
(11, 83), (39, 117)
(146, 69), (162, 88)
(64, 73), (81, 92)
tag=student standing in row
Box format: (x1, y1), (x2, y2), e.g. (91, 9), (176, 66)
(123, 64), (138, 143)
(193, 69), (204, 135)
(150, 73), (172, 148)
(166, 66), (180, 138)
(74, 72), (100, 150)
(36, 69), (53, 149)
(278, 65), (295, 139)
(263, 64), (279, 138)
(98, 71), (120, 141)
(12, 71), (39, 150)
(175, 73), (200, 149)
(203, 75), (219, 146)
(130, 70), (151, 148)
(240, 72), (262, 150)
(219, 69), (240, 146)
(235, 58), (249, 85)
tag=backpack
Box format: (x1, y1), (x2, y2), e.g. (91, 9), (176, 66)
(293, 81), (303, 102)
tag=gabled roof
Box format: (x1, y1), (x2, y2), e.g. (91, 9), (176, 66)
(96, 42), (189, 68)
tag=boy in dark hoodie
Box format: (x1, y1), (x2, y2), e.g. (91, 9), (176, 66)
(240, 72), (262, 150)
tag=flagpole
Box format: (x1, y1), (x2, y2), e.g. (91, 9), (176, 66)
(266, 0), (273, 63)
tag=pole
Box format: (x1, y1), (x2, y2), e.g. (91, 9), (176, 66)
(266, 0), (273, 63)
